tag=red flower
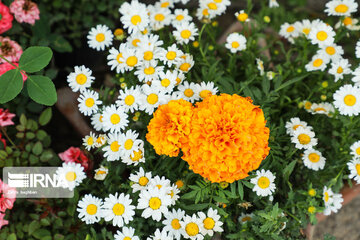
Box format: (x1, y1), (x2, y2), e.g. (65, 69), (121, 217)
(58, 147), (90, 171)
(0, 2), (13, 34)
(0, 108), (16, 127)
(0, 132), (6, 148)
(0, 62), (27, 82)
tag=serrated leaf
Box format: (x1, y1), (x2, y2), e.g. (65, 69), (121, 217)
(19, 47), (53, 73)
(0, 69), (23, 103)
(26, 75), (57, 106)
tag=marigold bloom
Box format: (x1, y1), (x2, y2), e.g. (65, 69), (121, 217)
(146, 99), (194, 157)
(0, 2), (13, 34)
(10, 0), (40, 25)
(181, 94), (270, 183)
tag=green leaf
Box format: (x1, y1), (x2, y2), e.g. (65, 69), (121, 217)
(274, 74), (309, 92)
(32, 229), (51, 239)
(38, 108), (52, 126)
(50, 35), (73, 53)
(32, 142), (43, 156)
(284, 160), (297, 182)
(26, 75), (57, 106)
(19, 47), (53, 73)
(7, 233), (16, 240)
(0, 69), (23, 103)
(182, 203), (209, 211)
(238, 181), (244, 200)
(28, 220), (40, 236)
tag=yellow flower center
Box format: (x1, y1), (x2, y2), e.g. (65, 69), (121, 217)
(257, 176), (270, 189)
(176, 15), (184, 21)
(316, 31), (328, 41)
(356, 164), (360, 175)
(161, 78), (171, 87)
(110, 113), (120, 124)
(298, 134), (311, 145)
(85, 98), (95, 107)
(130, 150), (143, 162)
(65, 171), (76, 181)
(147, 93), (158, 105)
(335, 4), (349, 13)
(96, 170), (106, 175)
(303, 28), (311, 35)
(76, 74), (87, 85)
(130, 15), (142, 25)
(337, 66), (343, 74)
(308, 206), (316, 214)
(160, 2), (169, 7)
(324, 192), (329, 202)
(86, 204), (97, 215)
(203, 217), (215, 230)
(87, 137), (94, 146)
(126, 56), (138, 67)
(123, 237), (131, 240)
(185, 222), (199, 236)
(149, 197), (161, 210)
(180, 63), (191, 72)
(343, 17), (353, 26)
(114, 28), (124, 36)
(313, 58), (323, 67)
(110, 141), (120, 152)
(99, 115), (103, 122)
(356, 147), (360, 155)
(143, 51), (153, 61)
(139, 176), (149, 186)
(241, 216), (252, 222)
(132, 39), (140, 47)
(325, 46), (335, 55)
(171, 219), (181, 230)
(292, 124), (302, 130)
(116, 53), (123, 63)
(124, 95), (135, 106)
(144, 66), (155, 75)
(95, 33), (105, 42)
(314, 107), (326, 112)
(200, 90), (212, 99)
(231, 41), (240, 48)
(176, 77), (181, 85)
(344, 94), (356, 106)
(112, 203), (125, 216)
(180, 30), (191, 39)
(286, 26), (295, 32)
(203, 9), (209, 16)
(308, 189), (316, 196)
(304, 101), (312, 109)
(124, 139), (133, 150)
(207, 2), (217, 10)
(166, 51), (177, 60)
(308, 153), (320, 163)
(154, 13), (165, 22)
(184, 88), (194, 97)
(237, 13), (248, 22)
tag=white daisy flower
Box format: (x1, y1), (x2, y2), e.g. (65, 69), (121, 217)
(176, 81), (200, 103)
(172, 9), (193, 27)
(77, 194), (103, 224)
(256, 58), (265, 76)
(137, 186), (172, 222)
(87, 24), (113, 51)
(94, 134), (107, 148)
(140, 34), (164, 49)
(67, 65), (94, 93)
(176, 53), (194, 73)
(308, 23), (335, 46)
(291, 127), (318, 150)
(347, 157), (360, 184)
(116, 86), (142, 113)
(162, 208), (185, 240)
(173, 22), (198, 45)
(119, 130), (143, 158)
(102, 192), (136, 227)
(302, 149), (326, 171)
(91, 113), (104, 131)
(139, 84), (168, 115)
(279, 22), (299, 41)
(333, 84), (360, 116)
(148, 5), (172, 30)
(350, 140), (360, 158)
(120, 1), (150, 34)
(235, 10), (249, 22)
(198, 208), (223, 237)
(174, 0), (190, 4)
(303, 100), (313, 112)
(56, 162), (86, 191)
(129, 167), (152, 193)
(305, 54), (330, 72)
(134, 61), (164, 83)
(201, 0), (227, 19)
(310, 102), (335, 117)
(194, 81), (218, 100)
(317, 44), (344, 62)
(329, 58), (351, 82)
(107, 44), (127, 73)
(103, 133), (122, 161)
(225, 33), (247, 53)
(266, 71), (276, 80)
(152, 70), (177, 93)
(94, 165), (108, 181)
(149, 176), (172, 193)
(114, 227), (140, 240)
(250, 169), (276, 197)
(102, 105), (129, 133)
(120, 47), (141, 71)
(169, 184), (180, 206)
(356, 40), (360, 58)
(127, 32), (143, 48)
(294, 19), (313, 37)
(285, 117), (311, 136)
(180, 214), (204, 240)
(138, 43), (163, 64)
(323, 186), (343, 216)
(238, 213), (253, 224)
(83, 132), (97, 151)
(269, 0), (279, 8)
(352, 66), (360, 86)
(175, 70), (186, 86)
(159, 44), (183, 67)
(147, 228), (172, 240)
(335, 16), (360, 31)
(196, 5), (211, 21)
(122, 144), (145, 166)
(78, 89), (102, 116)
(325, 0), (358, 16)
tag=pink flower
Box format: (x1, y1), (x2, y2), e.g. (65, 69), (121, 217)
(0, 108), (15, 127)
(0, 62), (27, 82)
(0, 2), (13, 34)
(0, 179), (16, 212)
(9, 0), (40, 25)
(58, 147), (90, 171)
(0, 37), (22, 63)
(0, 212), (8, 229)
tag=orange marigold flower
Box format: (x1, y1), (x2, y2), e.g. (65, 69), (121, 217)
(181, 94), (270, 183)
(146, 99), (194, 157)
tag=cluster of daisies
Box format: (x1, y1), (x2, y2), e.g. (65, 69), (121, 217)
(76, 167), (223, 239)
(347, 141), (360, 185)
(279, 0), (360, 117)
